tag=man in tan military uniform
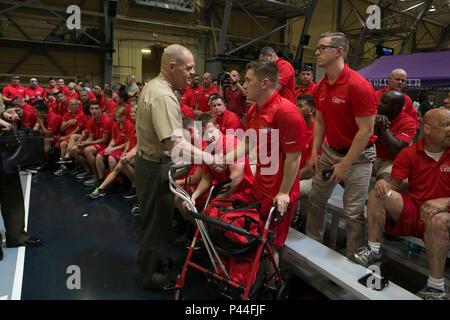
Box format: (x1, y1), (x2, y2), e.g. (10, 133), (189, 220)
(127, 75), (140, 98)
(135, 44), (195, 291)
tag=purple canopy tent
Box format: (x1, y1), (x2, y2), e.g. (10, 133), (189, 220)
(357, 51), (450, 88)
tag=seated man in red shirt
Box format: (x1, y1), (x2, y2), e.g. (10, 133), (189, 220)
(102, 88), (118, 119)
(24, 78), (44, 105)
(210, 94), (245, 135)
(33, 100), (62, 153)
(53, 99), (89, 176)
(57, 78), (71, 97)
(89, 105), (139, 199)
(55, 91), (69, 117)
(43, 77), (58, 104)
(2, 75), (25, 103)
(66, 82), (79, 101)
(371, 91), (417, 192)
(11, 96), (37, 129)
(86, 106), (132, 187)
(71, 101), (113, 182)
(182, 73), (202, 109)
(182, 113), (253, 215)
(352, 108), (450, 300)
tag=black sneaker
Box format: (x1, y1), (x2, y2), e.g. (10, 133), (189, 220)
(57, 157), (73, 164)
(83, 176), (101, 187)
(70, 167), (84, 176)
(131, 203), (141, 216)
(76, 171), (92, 180)
(123, 187), (137, 199)
(53, 166), (70, 176)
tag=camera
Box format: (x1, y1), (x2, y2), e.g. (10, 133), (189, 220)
(218, 72), (232, 87)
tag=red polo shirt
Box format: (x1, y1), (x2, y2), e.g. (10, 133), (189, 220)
(55, 101), (69, 117)
(314, 64), (377, 149)
(88, 90), (97, 102)
(299, 121), (328, 170)
(215, 109), (245, 135)
(87, 113), (113, 141)
(103, 99), (118, 120)
(247, 91), (306, 200)
(391, 139), (450, 210)
(66, 91), (79, 102)
(58, 85), (71, 97)
(112, 120), (133, 146)
(182, 85), (203, 108)
(21, 103), (37, 129)
(376, 112), (417, 160)
(276, 58), (296, 104)
(180, 102), (195, 120)
(43, 87), (57, 100)
(295, 82), (316, 99)
(62, 109), (88, 136)
(126, 121), (137, 149)
(44, 111), (62, 136)
(2, 84), (25, 99)
(375, 87), (419, 130)
(24, 86), (44, 104)
(224, 87), (247, 117)
(197, 86), (218, 112)
(202, 132), (254, 196)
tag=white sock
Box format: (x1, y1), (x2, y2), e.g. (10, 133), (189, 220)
(368, 241), (381, 254)
(427, 276), (445, 292)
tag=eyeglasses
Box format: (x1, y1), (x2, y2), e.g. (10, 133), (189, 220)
(315, 44), (338, 53)
(31, 80), (38, 82)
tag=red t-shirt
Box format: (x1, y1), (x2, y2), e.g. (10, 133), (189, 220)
(314, 64), (378, 149)
(55, 101), (69, 117)
(391, 139), (450, 210)
(197, 86), (218, 112)
(112, 120), (133, 146)
(43, 86), (57, 100)
(58, 85), (71, 97)
(62, 109), (88, 136)
(66, 91), (80, 102)
(246, 91), (307, 200)
(24, 86), (44, 104)
(298, 121), (327, 170)
(182, 85), (203, 108)
(295, 82), (316, 99)
(224, 87), (247, 118)
(2, 84), (25, 99)
(276, 58), (296, 104)
(202, 133), (254, 195)
(215, 109), (245, 135)
(126, 121), (137, 149)
(376, 112), (417, 160)
(103, 99), (118, 120)
(375, 87), (419, 130)
(180, 102), (195, 120)
(21, 103), (37, 129)
(88, 90), (97, 102)
(87, 113), (113, 141)
(44, 111), (62, 136)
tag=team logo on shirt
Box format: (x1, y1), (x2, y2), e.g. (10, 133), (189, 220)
(332, 96), (346, 104)
(440, 164), (450, 173)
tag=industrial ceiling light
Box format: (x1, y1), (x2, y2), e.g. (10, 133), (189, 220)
(428, 5), (436, 11)
(141, 49), (152, 54)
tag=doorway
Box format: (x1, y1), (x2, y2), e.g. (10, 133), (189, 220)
(141, 45), (165, 83)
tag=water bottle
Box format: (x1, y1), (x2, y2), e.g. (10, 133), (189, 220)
(408, 241), (422, 255)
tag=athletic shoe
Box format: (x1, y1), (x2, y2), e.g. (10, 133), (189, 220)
(84, 176), (101, 187)
(76, 171), (92, 180)
(70, 167), (84, 176)
(57, 157), (73, 164)
(351, 246), (382, 267)
(123, 187), (137, 199)
(417, 285), (449, 300)
(131, 203), (140, 216)
(89, 187), (106, 200)
(53, 166), (70, 176)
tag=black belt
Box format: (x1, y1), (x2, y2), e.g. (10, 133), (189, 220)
(329, 142), (374, 156)
(137, 150), (170, 163)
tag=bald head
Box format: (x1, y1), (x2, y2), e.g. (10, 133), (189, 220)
(202, 72), (213, 89)
(378, 90), (405, 120)
(160, 44), (195, 90)
(388, 68), (407, 92)
(422, 108), (450, 149)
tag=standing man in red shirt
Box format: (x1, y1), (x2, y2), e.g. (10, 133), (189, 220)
(259, 47), (296, 104)
(294, 65), (316, 99)
(219, 70), (247, 119)
(195, 72), (218, 116)
(210, 94), (245, 134)
(306, 32), (378, 257)
(352, 108), (450, 300)
(24, 78), (44, 105)
(374, 68), (419, 131)
(221, 59), (306, 272)
(182, 74), (202, 109)
(2, 75), (25, 103)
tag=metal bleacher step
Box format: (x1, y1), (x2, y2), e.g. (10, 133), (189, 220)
(283, 228), (421, 300)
